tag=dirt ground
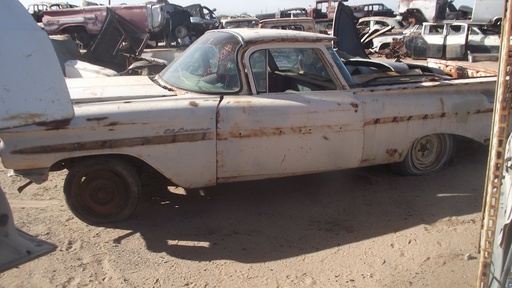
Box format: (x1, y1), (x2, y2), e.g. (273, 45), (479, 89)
(0, 57), (500, 287)
(0, 137), (489, 287)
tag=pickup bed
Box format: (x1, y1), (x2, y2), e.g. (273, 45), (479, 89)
(0, 27), (499, 225)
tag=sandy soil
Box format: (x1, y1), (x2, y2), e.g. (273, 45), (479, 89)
(0, 136), (488, 287)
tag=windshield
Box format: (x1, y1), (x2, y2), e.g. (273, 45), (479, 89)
(158, 32), (242, 94)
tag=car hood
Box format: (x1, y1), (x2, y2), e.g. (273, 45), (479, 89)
(0, 0), (73, 130)
(333, 2), (369, 59)
(66, 76), (176, 103)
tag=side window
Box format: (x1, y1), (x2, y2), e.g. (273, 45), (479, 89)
(426, 25), (444, 35)
(358, 20), (370, 29)
(249, 48), (336, 94)
(449, 25), (465, 34)
(250, 50), (267, 93)
(375, 21), (389, 28)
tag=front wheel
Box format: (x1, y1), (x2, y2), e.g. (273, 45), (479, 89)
(64, 157), (141, 225)
(390, 134), (456, 176)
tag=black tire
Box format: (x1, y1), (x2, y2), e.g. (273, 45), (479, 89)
(64, 157), (140, 224)
(390, 134), (456, 176)
(174, 25), (188, 39)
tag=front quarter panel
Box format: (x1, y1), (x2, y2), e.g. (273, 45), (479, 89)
(0, 95), (220, 188)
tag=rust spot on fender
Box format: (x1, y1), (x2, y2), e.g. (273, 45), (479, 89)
(41, 119), (72, 130)
(386, 148), (398, 157)
(86, 117), (108, 122)
(360, 157), (376, 163)
(364, 109), (492, 126)
(189, 101), (199, 107)
(1, 113), (45, 122)
(218, 125), (342, 140)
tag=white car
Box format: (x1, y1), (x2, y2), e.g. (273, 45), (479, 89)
(0, 27), (498, 224)
(356, 16), (406, 34)
(404, 22), (507, 60)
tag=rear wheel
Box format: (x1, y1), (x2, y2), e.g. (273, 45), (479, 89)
(64, 157), (140, 224)
(391, 134), (456, 175)
(174, 25), (188, 39)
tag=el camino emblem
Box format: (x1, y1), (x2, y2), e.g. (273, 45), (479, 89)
(164, 127), (212, 134)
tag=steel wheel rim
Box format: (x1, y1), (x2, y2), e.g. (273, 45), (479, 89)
(74, 169), (131, 219)
(410, 134), (446, 171)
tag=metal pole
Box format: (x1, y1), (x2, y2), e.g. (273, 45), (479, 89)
(478, 0), (512, 286)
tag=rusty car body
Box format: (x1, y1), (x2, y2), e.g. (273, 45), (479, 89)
(276, 7), (308, 18)
(41, 1), (197, 48)
(27, 1), (77, 22)
(350, 3), (395, 20)
(0, 25), (499, 225)
(220, 17), (260, 29)
(259, 17), (320, 33)
(184, 4), (219, 36)
(307, 0), (339, 20)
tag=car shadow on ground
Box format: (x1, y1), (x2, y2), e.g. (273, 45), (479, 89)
(107, 138), (488, 263)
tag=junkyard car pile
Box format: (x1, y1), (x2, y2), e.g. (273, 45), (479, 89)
(35, 0), (220, 75)
(354, 0), (506, 61)
(41, 1), (219, 49)
(29, 0), (508, 77)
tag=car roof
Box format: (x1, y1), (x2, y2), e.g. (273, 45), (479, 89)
(203, 28), (335, 45)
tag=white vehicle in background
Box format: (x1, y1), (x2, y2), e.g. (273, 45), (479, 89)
(259, 17), (321, 33)
(404, 22), (506, 60)
(368, 21), (506, 61)
(397, 0), (504, 25)
(356, 16), (408, 51)
(356, 16), (406, 34)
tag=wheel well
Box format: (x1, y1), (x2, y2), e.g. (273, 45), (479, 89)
(377, 42), (390, 51)
(170, 11), (192, 27)
(61, 25), (88, 36)
(60, 26), (91, 49)
(51, 154), (174, 186)
(492, 17), (502, 27)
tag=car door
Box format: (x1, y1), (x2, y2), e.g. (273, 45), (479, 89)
(216, 46), (364, 183)
(408, 23), (467, 59)
(417, 23), (445, 58)
(444, 23), (468, 59)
